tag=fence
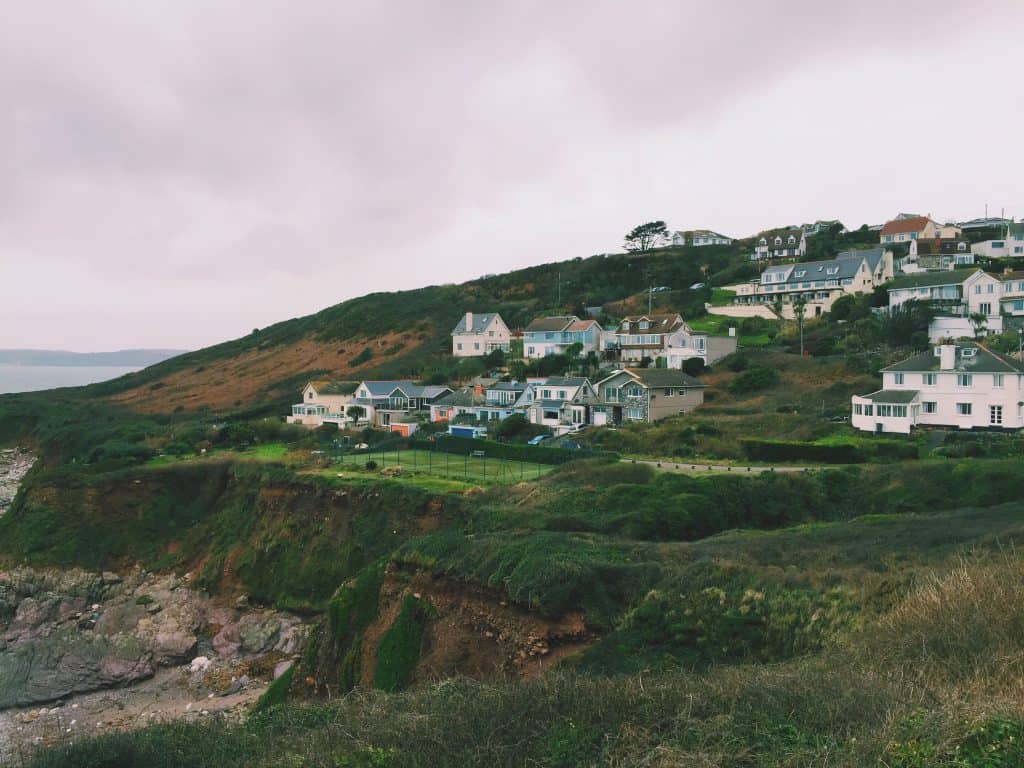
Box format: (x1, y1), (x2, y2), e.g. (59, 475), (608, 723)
(340, 444), (551, 484)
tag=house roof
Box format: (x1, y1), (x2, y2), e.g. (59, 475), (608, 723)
(887, 268), (980, 291)
(525, 316), (577, 332)
(597, 367), (704, 389)
(433, 387), (483, 407)
(617, 314), (685, 335)
(566, 319), (600, 332)
(308, 380), (356, 395)
(541, 376), (590, 388)
(420, 385), (453, 399)
(783, 254), (868, 285)
(912, 238), (970, 256)
(860, 389), (920, 404)
(757, 228), (804, 243)
(881, 216), (933, 236)
(883, 343), (1024, 374)
(629, 368), (705, 388)
(357, 380), (449, 399)
(487, 381), (527, 392)
(690, 229), (731, 240)
(452, 312), (504, 334)
(1009, 223), (1024, 237)
(996, 271), (1024, 282)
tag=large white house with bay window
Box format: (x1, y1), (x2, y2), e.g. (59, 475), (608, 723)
(851, 343), (1024, 434)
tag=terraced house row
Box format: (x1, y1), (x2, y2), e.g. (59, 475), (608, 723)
(289, 368), (705, 436)
(451, 311), (737, 369)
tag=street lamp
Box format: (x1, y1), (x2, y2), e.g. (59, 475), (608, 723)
(1018, 327), (1022, 360)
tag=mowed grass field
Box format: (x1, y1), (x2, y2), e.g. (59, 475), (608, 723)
(338, 449), (553, 485)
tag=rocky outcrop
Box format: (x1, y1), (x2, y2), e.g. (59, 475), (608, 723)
(0, 567), (309, 709)
(0, 447), (34, 516)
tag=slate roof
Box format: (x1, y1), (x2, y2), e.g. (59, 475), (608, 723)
(629, 368), (706, 388)
(432, 388), (483, 407)
(860, 389), (920, 403)
(836, 247), (886, 270)
(883, 343), (1024, 374)
(487, 381), (528, 392)
(690, 229), (732, 240)
(881, 216), (933, 236)
(525, 316), (577, 333)
(452, 312), (504, 334)
(1009, 223), (1024, 237)
(594, 368), (704, 389)
(784, 256), (863, 285)
(357, 380), (449, 399)
(887, 268), (980, 291)
(541, 376), (590, 388)
(617, 314), (685, 335)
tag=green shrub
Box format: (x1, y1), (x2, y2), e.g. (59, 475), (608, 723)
(373, 595), (433, 692)
(729, 365), (779, 394)
(253, 664), (294, 712)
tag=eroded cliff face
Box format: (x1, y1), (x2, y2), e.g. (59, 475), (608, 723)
(0, 448), (34, 516)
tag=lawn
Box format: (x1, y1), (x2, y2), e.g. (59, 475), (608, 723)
(146, 442), (299, 467)
(338, 449), (554, 485)
(686, 313), (776, 347)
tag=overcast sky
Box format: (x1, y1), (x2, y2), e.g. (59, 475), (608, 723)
(2, 1), (1022, 352)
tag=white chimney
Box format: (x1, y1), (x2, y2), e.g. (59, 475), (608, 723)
(465, 311), (473, 330)
(938, 344), (956, 370)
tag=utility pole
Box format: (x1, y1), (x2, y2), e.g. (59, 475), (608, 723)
(557, 272), (561, 306)
(648, 285), (653, 314)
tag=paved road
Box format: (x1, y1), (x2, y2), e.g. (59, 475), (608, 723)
(624, 458), (811, 474)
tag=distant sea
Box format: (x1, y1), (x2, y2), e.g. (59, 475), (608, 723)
(0, 364), (141, 394)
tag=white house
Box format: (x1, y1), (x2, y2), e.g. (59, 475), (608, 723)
(607, 313), (736, 367)
(288, 380), (356, 426)
(751, 229), (807, 261)
(1000, 271), (1024, 317)
(971, 223), (1024, 259)
(851, 343), (1024, 434)
(526, 376), (596, 433)
(451, 312), (512, 357)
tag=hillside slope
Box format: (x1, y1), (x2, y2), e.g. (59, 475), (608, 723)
(85, 244), (744, 414)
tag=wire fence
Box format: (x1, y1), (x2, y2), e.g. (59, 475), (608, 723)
(336, 446), (550, 484)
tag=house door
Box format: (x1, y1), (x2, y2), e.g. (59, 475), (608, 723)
(593, 411), (607, 427)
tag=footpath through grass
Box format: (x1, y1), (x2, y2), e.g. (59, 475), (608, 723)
(338, 449), (553, 485)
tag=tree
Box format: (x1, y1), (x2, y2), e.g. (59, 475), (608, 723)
(793, 297), (808, 356)
(624, 221), (669, 253)
(969, 312), (988, 339)
(770, 297), (785, 320)
(346, 405), (366, 422)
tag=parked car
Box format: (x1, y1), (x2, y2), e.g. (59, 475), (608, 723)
(527, 434), (553, 446)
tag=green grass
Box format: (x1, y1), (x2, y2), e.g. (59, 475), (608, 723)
(338, 450), (553, 485)
(685, 314), (776, 347)
(709, 287), (736, 305)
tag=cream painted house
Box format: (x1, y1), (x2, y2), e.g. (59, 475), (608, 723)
(751, 229), (806, 261)
(607, 313), (736, 367)
(451, 312), (511, 357)
(730, 248), (893, 317)
(289, 381), (357, 426)
(851, 343), (1024, 434)
(879, 215), (940, 244)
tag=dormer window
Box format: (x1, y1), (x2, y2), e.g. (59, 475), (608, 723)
(639, 321), (649, 330)
(307, 391), (314, 400)
(788, 236), (796, 245)
(826, 266), (839, 275)
(621, 321), (629, 330)
(759, 238), (767, 246)
(794, 269), (806, 278)
(957, 242), (967, 251)
(774, 237), (782, 246)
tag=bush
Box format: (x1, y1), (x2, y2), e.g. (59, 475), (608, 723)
(373, 595), (433, 692)
(729, 366), (779, 394)
(681, 358), (705, 377)
(410, 435), (616, 465)
(351, 347), (373, 365)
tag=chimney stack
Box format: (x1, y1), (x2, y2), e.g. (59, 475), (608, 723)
(465, 311), (473, 330)
(939, 344), (956, 370)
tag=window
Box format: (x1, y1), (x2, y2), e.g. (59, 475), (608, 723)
(457, 343), (463, 350)
(980, 303), (992, 315)
(923, 373), (936, 386)
(864, 405), (873, 416)
(956, 374), (972, 387)
(956, 403), (972, 416)
(788, 236), (796, 245)
(664, 387), (673, 397)
(994, 374), (1004, 388)
(542, 389), (551, 398)
(558, 390), (567, 399)
(854, 403), (862, 415)
(990, 405), (1003, 425)
(474, 342), (480, 350)
(676, 388), (686, 395)
(527, 346), (535, 355)
(893, 373), (904, 385)
(639, 321), (649, 330)
(987, 284), (994, 294)
(626, 407), (644, 420)
(923, 401), (937, 414)
(885, 234), (893, 243)
(974, 285), (981, 294)
(488, 331), (494, 337)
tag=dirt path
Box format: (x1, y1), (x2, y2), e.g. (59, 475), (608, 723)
(623, 458), (811, 474)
